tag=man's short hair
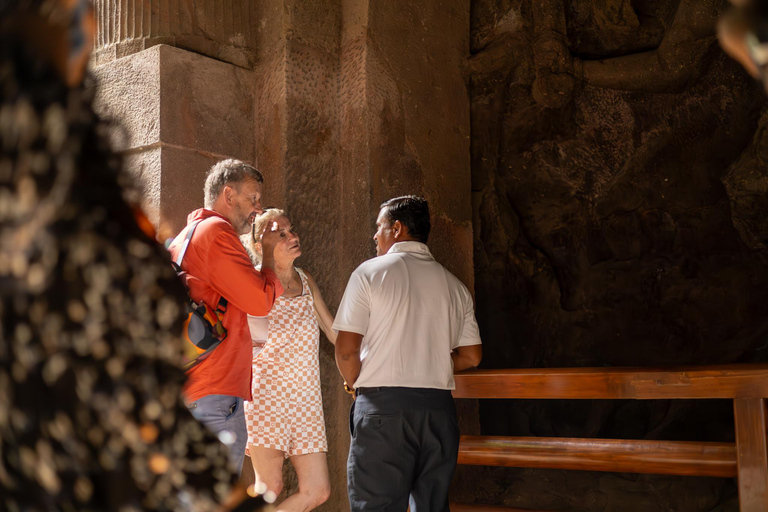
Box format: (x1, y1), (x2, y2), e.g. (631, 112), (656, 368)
(204, 159), (263, 209)
(380, 195), (431, 244)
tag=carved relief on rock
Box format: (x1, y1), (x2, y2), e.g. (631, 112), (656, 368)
(465, 0), (766, 509)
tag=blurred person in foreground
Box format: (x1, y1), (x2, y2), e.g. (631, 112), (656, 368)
(0, 0), (269, 510)
(719, 0), (768, 93)
(241, 209), (337, 511)
(334, 196), (483, 512)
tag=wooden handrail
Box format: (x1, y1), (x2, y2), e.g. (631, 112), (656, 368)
(453, 365), (768, 400)
(452, 365), (768, 511)
(450, 505), (542, 512)
(458, 435), (737, 478)
(734, 399), (768, 508)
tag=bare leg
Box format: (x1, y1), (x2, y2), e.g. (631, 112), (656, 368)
(249, 445), (286, 499)
(276, 452), (331, 512)
(240, 455), (255, 488)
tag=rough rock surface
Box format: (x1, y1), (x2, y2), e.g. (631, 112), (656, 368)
(456, 0), (768, 510)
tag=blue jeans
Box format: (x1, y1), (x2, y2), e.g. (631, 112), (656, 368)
(188, 394), (247, 473)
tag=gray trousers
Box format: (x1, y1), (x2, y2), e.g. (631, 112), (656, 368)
(188, 394), (247, 473)
(347, 387), (460, 512)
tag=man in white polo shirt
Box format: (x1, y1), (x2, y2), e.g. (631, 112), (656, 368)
(334, 195), (483, 512)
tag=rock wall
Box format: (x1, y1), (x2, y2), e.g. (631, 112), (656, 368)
(457, 0), (768, 510)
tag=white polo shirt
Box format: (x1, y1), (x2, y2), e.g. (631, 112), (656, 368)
(333, 241), (482, 390)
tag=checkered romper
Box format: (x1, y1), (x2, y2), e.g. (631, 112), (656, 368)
(244, 268), (328, 457)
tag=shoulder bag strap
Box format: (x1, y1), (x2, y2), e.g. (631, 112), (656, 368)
(173, 220), (202, 267)
(172, 219), (229, 312)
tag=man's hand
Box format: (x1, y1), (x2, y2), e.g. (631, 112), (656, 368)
(335, 331), (364, 389)
(259, 220), (281, 270)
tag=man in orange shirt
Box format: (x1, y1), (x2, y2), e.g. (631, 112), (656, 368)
(169, 159), (284, 473)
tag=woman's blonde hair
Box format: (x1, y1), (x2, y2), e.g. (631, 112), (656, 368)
(240, 208), (287, 264)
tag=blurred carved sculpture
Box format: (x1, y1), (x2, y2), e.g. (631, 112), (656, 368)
(718, 0), (768, 87)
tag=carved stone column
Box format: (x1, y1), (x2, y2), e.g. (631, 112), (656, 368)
(91, 0), (256, 68)
(252, 2), (473, 509)
(90, 2), (258, 238)
(92, 45), (254, 237)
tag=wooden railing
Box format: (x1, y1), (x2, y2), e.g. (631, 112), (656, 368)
(451, 365), (768, 512)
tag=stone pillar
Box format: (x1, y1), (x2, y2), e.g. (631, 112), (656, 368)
(250, 1), (348, 507)
(341, 2), (477, 503)
(253, 2), (472, 510)
(91, 0), (256, 68)
(90, 0), (256, 239)
(92, 44), (254, 238)
(340, 0), (473, 287)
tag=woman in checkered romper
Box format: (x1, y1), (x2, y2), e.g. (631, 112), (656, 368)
(243, 209), (337, 511)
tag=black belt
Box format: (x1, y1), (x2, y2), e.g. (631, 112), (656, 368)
(355, 386), (385, 397)
(355, 386), (451, 397)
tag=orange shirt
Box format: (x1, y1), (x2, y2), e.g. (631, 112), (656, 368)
(169, 209), (284, 403)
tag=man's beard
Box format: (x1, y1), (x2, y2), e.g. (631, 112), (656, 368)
(234, 207), (251, 235)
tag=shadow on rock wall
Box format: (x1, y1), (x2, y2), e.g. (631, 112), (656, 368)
(457, 0), (768, 510)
